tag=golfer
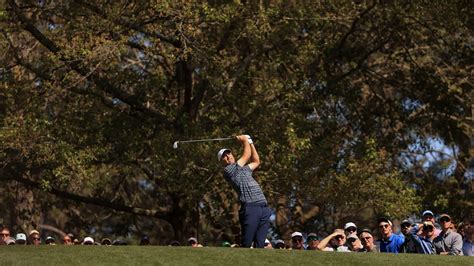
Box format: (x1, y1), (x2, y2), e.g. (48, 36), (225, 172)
(218, 135), (271, 248)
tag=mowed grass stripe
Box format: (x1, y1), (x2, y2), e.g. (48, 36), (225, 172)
(0, 246), (472, 265)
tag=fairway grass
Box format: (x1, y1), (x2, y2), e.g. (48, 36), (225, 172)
(1, 246), (472, 265)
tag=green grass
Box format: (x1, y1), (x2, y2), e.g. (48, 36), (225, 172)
(0, 246), (472, 265)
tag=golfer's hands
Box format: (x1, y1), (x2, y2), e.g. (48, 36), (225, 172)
(236, 135), (253, 144)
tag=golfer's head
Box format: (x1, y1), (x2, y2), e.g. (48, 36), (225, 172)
(218, 148), (234, 165)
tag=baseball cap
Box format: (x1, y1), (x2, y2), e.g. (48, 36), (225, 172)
(422, 210), (434, 217)
(358, 228), (372, 237)
(29, 229), (40, 236)
(347, 233), (359, 242)
(188, 237), (197, 244)
(274, 239), (285, 248)
(401, 219), (412, 226)
(265, 238), (270, 244)
(306, 233), (319, 242)
(291, 231), (303, 238)
(377, 217), (392, 226)
(217, 149), (231, 161)
(83, 236), (94, 244)
(5, 237), (15, 245)
(45, 236), (55, 243)
(439, 213), (451, 220)
(101, 238), (112, 245)
(16, 233), (27, 242)
(344, 222), (357, 230)
(222, 241), (231, 247)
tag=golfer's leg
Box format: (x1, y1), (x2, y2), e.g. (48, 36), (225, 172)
(253, 206), (271, 248)
(240, 205), (259, 248)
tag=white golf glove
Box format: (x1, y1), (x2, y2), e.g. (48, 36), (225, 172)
(245, 134), (253, 144)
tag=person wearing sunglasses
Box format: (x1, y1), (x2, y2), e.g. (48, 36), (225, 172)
(306, 233), (320, 250)
(421, 210), (441, 237)
(290, 232), (305, 250)
(377, 217), (405, 253)
(317, 229), (350, 252)
(28, 230), (41, 246)
(400, 219), (417, 253)
(433, 214), (463, 255)
(0, 227), (11, 244)
(358, 229), (378, 252)
(408, 221), (436, 254)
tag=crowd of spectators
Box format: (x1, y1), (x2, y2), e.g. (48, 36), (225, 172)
(1, 210), (472, 256)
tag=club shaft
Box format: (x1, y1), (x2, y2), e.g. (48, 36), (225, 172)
(177, 137), (233, 144)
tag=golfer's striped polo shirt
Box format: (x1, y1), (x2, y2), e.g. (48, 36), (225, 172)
(223, 163), (267, 204)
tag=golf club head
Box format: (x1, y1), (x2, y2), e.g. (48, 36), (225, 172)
(172, 141), (178, 149)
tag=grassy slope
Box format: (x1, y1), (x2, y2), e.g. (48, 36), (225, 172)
(0, 246), (472, 265)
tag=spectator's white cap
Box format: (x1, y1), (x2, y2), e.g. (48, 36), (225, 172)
(377, 217), (392, 226)
(5, 237), (16, 245)
(344, 222), (357, 230)
(83, 237), (94, 244)
(422, 210), (434, 217)
(15, 233), (27, 241)
(265, 238), (270, 244)
(291, 231), (303, 238)
(28, 230), (40, 236)
(217, 149), (231, 161)
(188, 237), (197, 244)
(347, 233), (359, 241)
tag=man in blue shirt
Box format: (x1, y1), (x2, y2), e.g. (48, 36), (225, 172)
(410, 221), (436, 254)
(378, 217), (405, 253)
(219, 134), (270, 248)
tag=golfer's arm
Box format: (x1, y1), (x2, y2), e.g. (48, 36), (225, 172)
(237, 138), (251, 166)
(247, 144), (260, 170)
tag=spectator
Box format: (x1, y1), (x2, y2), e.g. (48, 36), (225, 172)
(433, 214), (463, 255)
(358, 229), (378, 252)
(456, 222), (465, 238)
(274, 239), (286, 249)
(347, 233), (363, 252)
(29, 230), (41, 245)
(0, 228), (10, 244)
(187, 237), (203, 247)
(15, 233), (27, 245)
(317, 229), (350, 252)
(101, 238), (112, 246)
(264, 239), (273, 249)
(422, 210), (441, 237)
(400, 219), (417, 253)
(5, 237), (15, 245)
(290, 232), (305, 250)
(83, 236), (95, 245)
(139, 235), (150, 246)
(169, 240), (181, 246)
(462, 224), (473, 256)
(410, 221), (436, 254)
(377, 217), (404, 253)
(45, 236), (56, 245)
(306, 233), (320, 250)
(344, 222), (357, 236)
(63, 234), (73, 245)
(112, 239), (127, 245)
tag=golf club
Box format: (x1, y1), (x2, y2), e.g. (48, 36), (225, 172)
(173, 137), (234, 149)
